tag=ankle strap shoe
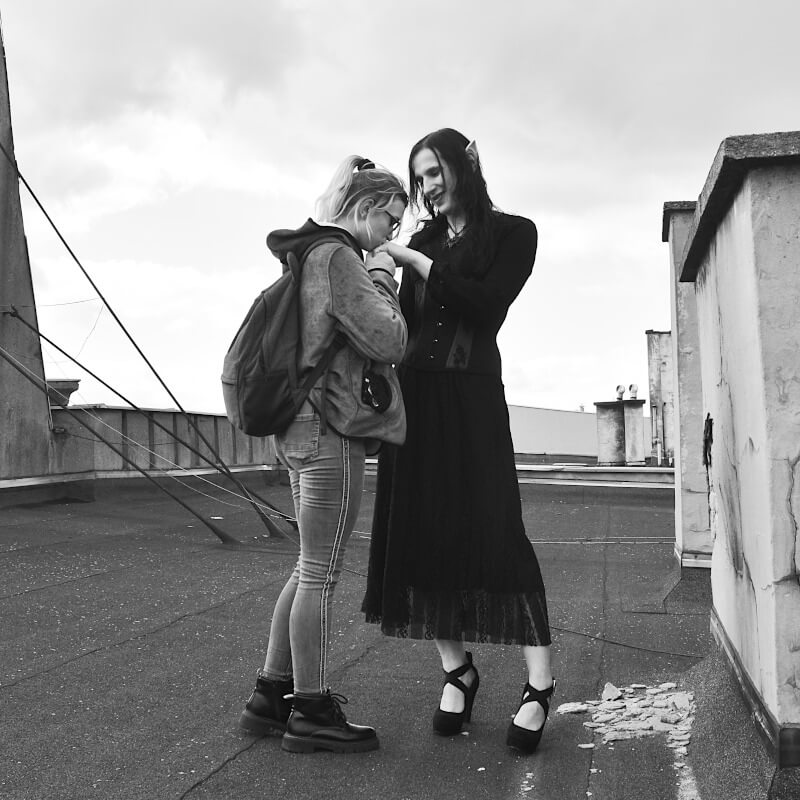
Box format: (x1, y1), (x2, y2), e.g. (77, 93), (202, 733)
(506, 680), (556, 754)
(432, 651), (480, 736)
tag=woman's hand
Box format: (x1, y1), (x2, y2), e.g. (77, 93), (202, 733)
(375, 242), (433, 280)
(375, 242), (413, 265)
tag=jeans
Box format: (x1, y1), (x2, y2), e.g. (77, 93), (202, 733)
(262, 402), (366, 694)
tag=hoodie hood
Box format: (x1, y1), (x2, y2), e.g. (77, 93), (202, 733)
(266, 218), (361, 266)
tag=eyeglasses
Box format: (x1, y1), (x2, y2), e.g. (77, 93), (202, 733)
(380, 209), (402, 237)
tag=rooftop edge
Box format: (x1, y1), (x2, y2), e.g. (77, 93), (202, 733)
(661, 200), (696, 243)
(677, 131), (800, 282)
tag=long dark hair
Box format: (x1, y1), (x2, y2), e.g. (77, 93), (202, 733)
(407, 128), (496, 256)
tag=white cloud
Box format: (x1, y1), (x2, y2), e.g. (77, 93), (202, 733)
(5, 0), (800, 415)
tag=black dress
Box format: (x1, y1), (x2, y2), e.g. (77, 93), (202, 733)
(362, 212), (552, 646)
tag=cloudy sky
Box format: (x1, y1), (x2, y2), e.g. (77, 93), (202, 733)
(2, 1), (798, 415)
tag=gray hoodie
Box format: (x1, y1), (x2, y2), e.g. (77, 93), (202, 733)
(267, 219), (407, 448)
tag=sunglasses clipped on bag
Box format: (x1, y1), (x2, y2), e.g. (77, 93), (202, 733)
(361, 369), (392, 413)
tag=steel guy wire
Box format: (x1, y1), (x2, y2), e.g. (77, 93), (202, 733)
(6, 309), (292, 529)
(0, 143), (281, 535)
(0, 342), (237, 544)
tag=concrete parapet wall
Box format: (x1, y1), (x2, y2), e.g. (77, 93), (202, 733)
(677, 132), (800, 765)
(46, 406), (277, 478)
(0, 33), (51, 480)
(663, 202), (712, 567)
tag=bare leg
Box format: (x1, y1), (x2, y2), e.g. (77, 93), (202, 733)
(434, 639), (476, 713)
(513, 644), (554, 729)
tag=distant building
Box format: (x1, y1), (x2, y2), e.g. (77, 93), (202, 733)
(508, 405), (598, 464)
(645, 330), (674, 465)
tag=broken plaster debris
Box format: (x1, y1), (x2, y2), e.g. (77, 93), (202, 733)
(601, 682), (623, 701)
(557, 702), (590, 714)
(556, 681), (696, 764)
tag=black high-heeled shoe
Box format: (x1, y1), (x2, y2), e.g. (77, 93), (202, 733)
(506, 680), (555, 753)
(432, 651), (480, 736)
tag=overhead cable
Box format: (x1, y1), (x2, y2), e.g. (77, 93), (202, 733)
(0, 141), (287, 538)
(6, 307), (293, 523)
(0, 342), (238, 546)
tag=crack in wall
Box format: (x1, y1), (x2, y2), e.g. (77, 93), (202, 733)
(703, 413), (714, 534)
(716, 377), (745, 577)
(782, 451), (800, 584)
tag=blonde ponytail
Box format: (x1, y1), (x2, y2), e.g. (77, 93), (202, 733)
(315, 155), (407, 224)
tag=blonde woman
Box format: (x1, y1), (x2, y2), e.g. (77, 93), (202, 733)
(239, 156), (407, 754)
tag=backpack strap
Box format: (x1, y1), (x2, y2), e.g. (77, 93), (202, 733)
(292, 235), (360, 435)
(297, 331), (347, 434)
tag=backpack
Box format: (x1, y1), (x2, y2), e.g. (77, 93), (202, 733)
(221, 238), (347, 437)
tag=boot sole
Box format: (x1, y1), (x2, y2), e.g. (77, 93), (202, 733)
(281, 733), (380, 754)
(239, 709), (287, 736)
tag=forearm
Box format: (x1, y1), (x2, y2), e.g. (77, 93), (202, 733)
(382, 242), (432, 281)
(329, 249), (408, 363)
(406, 250), (432, 281)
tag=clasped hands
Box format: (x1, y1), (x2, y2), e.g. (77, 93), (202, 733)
(366, 242), (432, 281)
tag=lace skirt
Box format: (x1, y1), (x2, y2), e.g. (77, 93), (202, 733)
(362, 368), (551, 646)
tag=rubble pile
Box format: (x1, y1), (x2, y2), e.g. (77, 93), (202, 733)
(556, 682), (696, 769)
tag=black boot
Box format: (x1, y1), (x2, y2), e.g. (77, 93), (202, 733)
(281, 691), (379, 754)
(239, 672), (294, 735)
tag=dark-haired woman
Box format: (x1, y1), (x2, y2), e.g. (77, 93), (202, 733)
(362, 129), (554, 754)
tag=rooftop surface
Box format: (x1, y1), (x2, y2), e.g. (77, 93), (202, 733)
(1, 475), (797, 800)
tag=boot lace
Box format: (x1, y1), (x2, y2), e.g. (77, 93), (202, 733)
(326, 691), (349, 725)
